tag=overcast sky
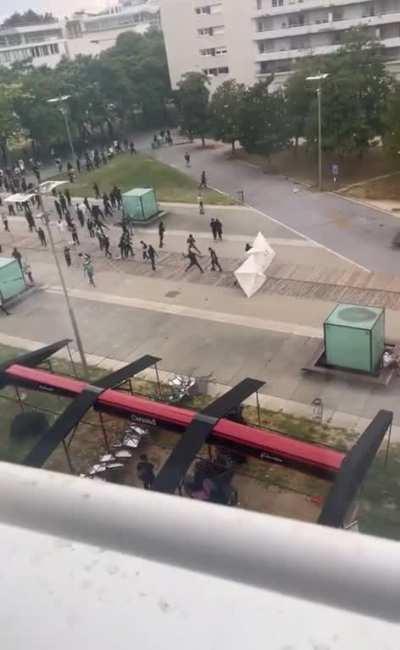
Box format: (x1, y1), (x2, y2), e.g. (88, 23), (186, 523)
(1, 0), (105, 20)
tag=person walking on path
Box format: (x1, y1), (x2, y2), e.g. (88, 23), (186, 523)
(147, 244), (157, 271)
(209, 247), (222, 272)
(82, 255), (95, 287)
(210, 218), (217, 241)
(0, 289), (10, 316)
(187, 234), (201, 255)
(84, 196), (91, 212)
(1, 213), (9, 232)
(184, 151), (191, 167)
(37, 226), (47, 247)
(12, 246), (23, 270)
(54, 199), (62, 219)
(59, 193), (67, 215)
(184, 250), (204, 274)
(93, 183), (100, 199)
(103, 233), (112, 258)
(63, 246), (72, 267)
(137, 453), (155, 489)
(87, 216), (95, 238)
(199, 170), (207, 189)
(215, 218), (223, 241)
(198, 194), (205, 215)
(158, 220), (165, 248)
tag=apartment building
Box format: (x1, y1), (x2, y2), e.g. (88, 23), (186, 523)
(0, 20), (68, 68)
(66, 0), (160, 58)
(160, 0), (400, 91)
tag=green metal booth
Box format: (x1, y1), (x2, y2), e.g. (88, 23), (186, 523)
(122, 188), (159, 223)
(0, 257), (25, 301)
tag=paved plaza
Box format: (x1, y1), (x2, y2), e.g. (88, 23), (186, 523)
(2, 189), (400, 438)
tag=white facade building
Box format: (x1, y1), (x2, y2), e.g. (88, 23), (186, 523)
(160, 0), (400, 91)
(66, 0), (160, 58)
(0, 21), (68, 68)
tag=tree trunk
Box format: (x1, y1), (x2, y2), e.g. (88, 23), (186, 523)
(0, 137), (8, 166)
(201, 135), (206, 147)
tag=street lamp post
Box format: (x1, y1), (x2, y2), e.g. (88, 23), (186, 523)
(37, 181), (89, 380)
(48, 95), (76, 161)
(306, 73), (329, 192)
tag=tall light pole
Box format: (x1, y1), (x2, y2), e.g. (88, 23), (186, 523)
(48, 95), (76, 161)
(306, 73), (329, 192)
(37, 180), (89, 380)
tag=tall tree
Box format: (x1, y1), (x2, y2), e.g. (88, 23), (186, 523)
(209, 80), (246, 152)
(176, 72), (210, 146)
(383, 83), (400, 163)
(0, 83), (22, 164)
(238, 79), (290, 157)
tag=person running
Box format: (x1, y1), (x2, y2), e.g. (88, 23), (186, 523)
(93, 183), (100, 199)
(187, 234), (201, 255)
(199, 170), (207, 189)
(214, 218), (223, 241)
(140, 240), (148, 261)
(185, 250), (204, 274)
(147, 245), (157, 271)
(37, 226), (47, 247)
(63, 246), (72, 267)
(210, 218), (217, 241)
(1, 213), (9, 232)
(158, 220), (165, 248)
(198, 194), (205, 215)
(0, 289), (10, 316)
(184, 151), (191, 167)
(209, 247), (222, 272)
(12, 246), (23, 270)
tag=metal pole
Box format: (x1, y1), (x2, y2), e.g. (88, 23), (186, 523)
(61, 107), (76, 161)
(37, 187), (89, 380)
(384, 422), (392, 469)
(317, 86), (323, 192)
(98, 411), (111, 452)
(62, 440), (75, 474)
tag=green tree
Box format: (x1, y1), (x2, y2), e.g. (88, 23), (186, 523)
(0, 83), (23, 164)
(238, 80), (290, 157)
(209, 80), (246, 152)
(176, 72), (210, 146)
(383, 83), (400, 162)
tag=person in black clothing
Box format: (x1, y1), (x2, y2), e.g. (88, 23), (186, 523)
(63, 246), (72, 267)
(209, 247), (222, 272)
(1, 214), (9, 232)
(215, 218), (223, 241)
(37, 226), (47, 247)
(147, 245), (157, 271)
(70, 224), (80, 246)
(8, 203), (15, 216)
(184, 151), (190, 167)
(140, 240), (148, 261)
(113, 185), (122, 210)
(137, 454), (155, 489)
(84, 197), (90, 212)
(12, 246), (22, 270)
(187, 234), (201, 254)
(64, 189), (72, 207)
(59, 193), (67, 214)
(199, 170), (207, 189)
(87, 217), (95, 238)
(0, 289), (10, 316)
(210, 218), (217, 241)
(103, 233), (112, 258)
(76, 205), (85, 228)
(245, 243), (251, 252)
(54, 199), (62, 220)
(185, 250), (204, 273)
(129, 141), (136, 155)
(93, 182), (100, 199)
(158, 221), (165, 248)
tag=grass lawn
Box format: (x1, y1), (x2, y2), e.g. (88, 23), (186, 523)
(342, 172), (400, 201)
(55, 152), (234, 205)
(233, 146), (400, 191)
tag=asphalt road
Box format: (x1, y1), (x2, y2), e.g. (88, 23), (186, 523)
(154, 142), (400, 274)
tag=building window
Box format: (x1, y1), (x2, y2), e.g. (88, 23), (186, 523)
(195, 3), (222, 15)
(200, 45), (227, 56)
(50, 43), (59, 54)
(272, 0), (284, 6)
(203, 66), (229, 76)
(198, 25), (225, 36)
(256, 0), (262, 9)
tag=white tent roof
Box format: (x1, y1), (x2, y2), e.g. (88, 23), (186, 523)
(4, 193), (35, 203)
(234, 256), (266, 298)
(245, 232), (276, 272)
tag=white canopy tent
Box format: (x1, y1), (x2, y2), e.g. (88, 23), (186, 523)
(4, 193), (36, 204)
(245, 232), (276, 272)
(234, 256), (266, 298)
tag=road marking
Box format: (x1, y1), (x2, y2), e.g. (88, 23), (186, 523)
(46, 285), (322, 339)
